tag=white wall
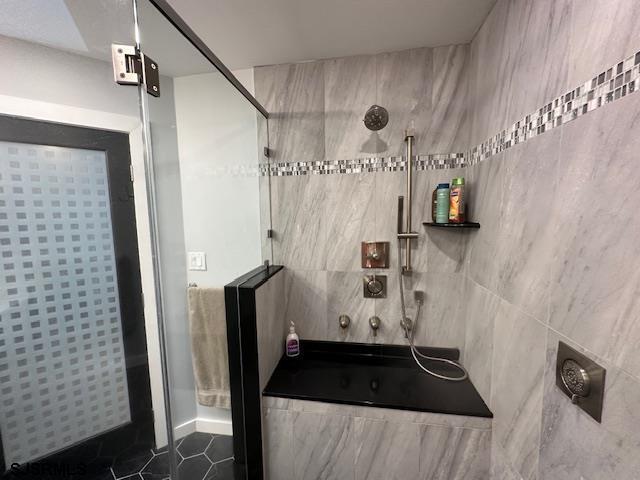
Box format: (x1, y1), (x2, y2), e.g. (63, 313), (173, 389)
(0, 35), (138, 118)
(172, 68), (262, 426)
(173, 70), (262, 287)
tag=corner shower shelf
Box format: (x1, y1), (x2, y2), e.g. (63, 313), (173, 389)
(423, 222), (481, 229)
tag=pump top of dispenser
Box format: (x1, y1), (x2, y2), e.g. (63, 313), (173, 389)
(289, 321), (296, 334)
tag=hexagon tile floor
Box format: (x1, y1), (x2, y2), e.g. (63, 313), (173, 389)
(106, 432), (238, 480)
(1, 431), (240, 480)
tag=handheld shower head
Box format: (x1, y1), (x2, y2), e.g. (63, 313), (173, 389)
(414, 290), (425, 305)
(363, 105), (389, 131)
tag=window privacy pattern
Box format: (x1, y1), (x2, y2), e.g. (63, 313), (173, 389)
(0, 142), (131, 465)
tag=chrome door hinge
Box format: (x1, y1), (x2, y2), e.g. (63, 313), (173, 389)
(111, 44), (160, 97)
(129, 164), (135, 182)
(263, 147), (271, 158)
(266, 229), (274, 239)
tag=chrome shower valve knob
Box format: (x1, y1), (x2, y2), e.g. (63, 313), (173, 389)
(338, 315), (351, 330)
(363, 275), (387, 298)
(369, 316), (381, 337)
(361, 242), (389, 269)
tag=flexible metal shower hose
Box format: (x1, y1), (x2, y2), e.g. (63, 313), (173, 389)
(397, 239), (469, 381)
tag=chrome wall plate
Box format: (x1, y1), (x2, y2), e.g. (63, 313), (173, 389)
(361, 241), (389, 269)
(556, 341), (606, 422)
(363, 275), (386, 298)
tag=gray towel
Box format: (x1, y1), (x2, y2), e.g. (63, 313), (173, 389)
(187, 287), (230, 408)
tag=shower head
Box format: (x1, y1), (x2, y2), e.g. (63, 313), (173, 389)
(363, 105), (389, 131)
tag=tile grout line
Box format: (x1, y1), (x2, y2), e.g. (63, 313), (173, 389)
(200, 460), (215, 480)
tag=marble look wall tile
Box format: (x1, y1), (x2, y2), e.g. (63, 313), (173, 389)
(568, 0), (640, 90)
(490, 442), (523, 480)
(326, 271), (374, 343)
(283, 269), (328, 340)
(410, 273), (466, 350)
(268, 397), (490, 429)
(462, 278), (500, 402)
(370, 290), (406, 346)
(372, 270), (422, 345)
(539, 331), (640, 480)
(491, 299), (547, 480)
(263, 407), (294, 480)
(262, 395), (291, 410)
(287, 398), (358, 417)
(495, 129), (561, 323)
(430, 44), (471, 153)
(468, 0), (570, 148)
(293, 412), (355, 480)
(372, 170), (405, 272)
(271, 175), (327, 270)
(416, 225), (468, 275)
(374, 272), (466, 349)
(262, 397), (492, 480)
(254, 61), (325, 163)
(255, 269), (286, 390)
(354, 418), (420, 480)
(419, 425), (490, 480)
(549, 93), (640, 375)
(505, 0), (572, 125)
(353, 404), (491, 430)
(468, 0), (514, 148)
(324, 55), (377, 161)
(376, 48), (433, 156)
(324, 173), (376, 271)
(466, 152), (506, 291)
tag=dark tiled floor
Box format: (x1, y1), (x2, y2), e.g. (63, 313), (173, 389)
(109, 432), (237, 480)
(2, 432), (237, 480)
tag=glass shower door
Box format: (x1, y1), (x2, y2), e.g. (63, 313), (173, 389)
(2, 1), (271, 479)
(134, 1), (270, 479)
(0, 118), (153, 479)
(0, 3), (167, 479)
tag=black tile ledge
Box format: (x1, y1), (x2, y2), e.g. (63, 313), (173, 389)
(300, 339), (460, 360)
(263, 340), (492, 418)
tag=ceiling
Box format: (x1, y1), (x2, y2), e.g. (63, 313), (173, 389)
(0, 0), (222, 77)
(1, 0), (496, 76)
(166, 0), (498, 70)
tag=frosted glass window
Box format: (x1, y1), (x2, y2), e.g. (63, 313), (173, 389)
(0, 141), (131, 465)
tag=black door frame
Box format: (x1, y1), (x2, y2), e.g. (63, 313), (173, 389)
(0, 115), (153, 474)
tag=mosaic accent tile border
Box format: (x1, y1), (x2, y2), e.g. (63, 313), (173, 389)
(469, 49), (640, 165)
(261, 153), (466, 176)
(264, 48), (640, 176)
